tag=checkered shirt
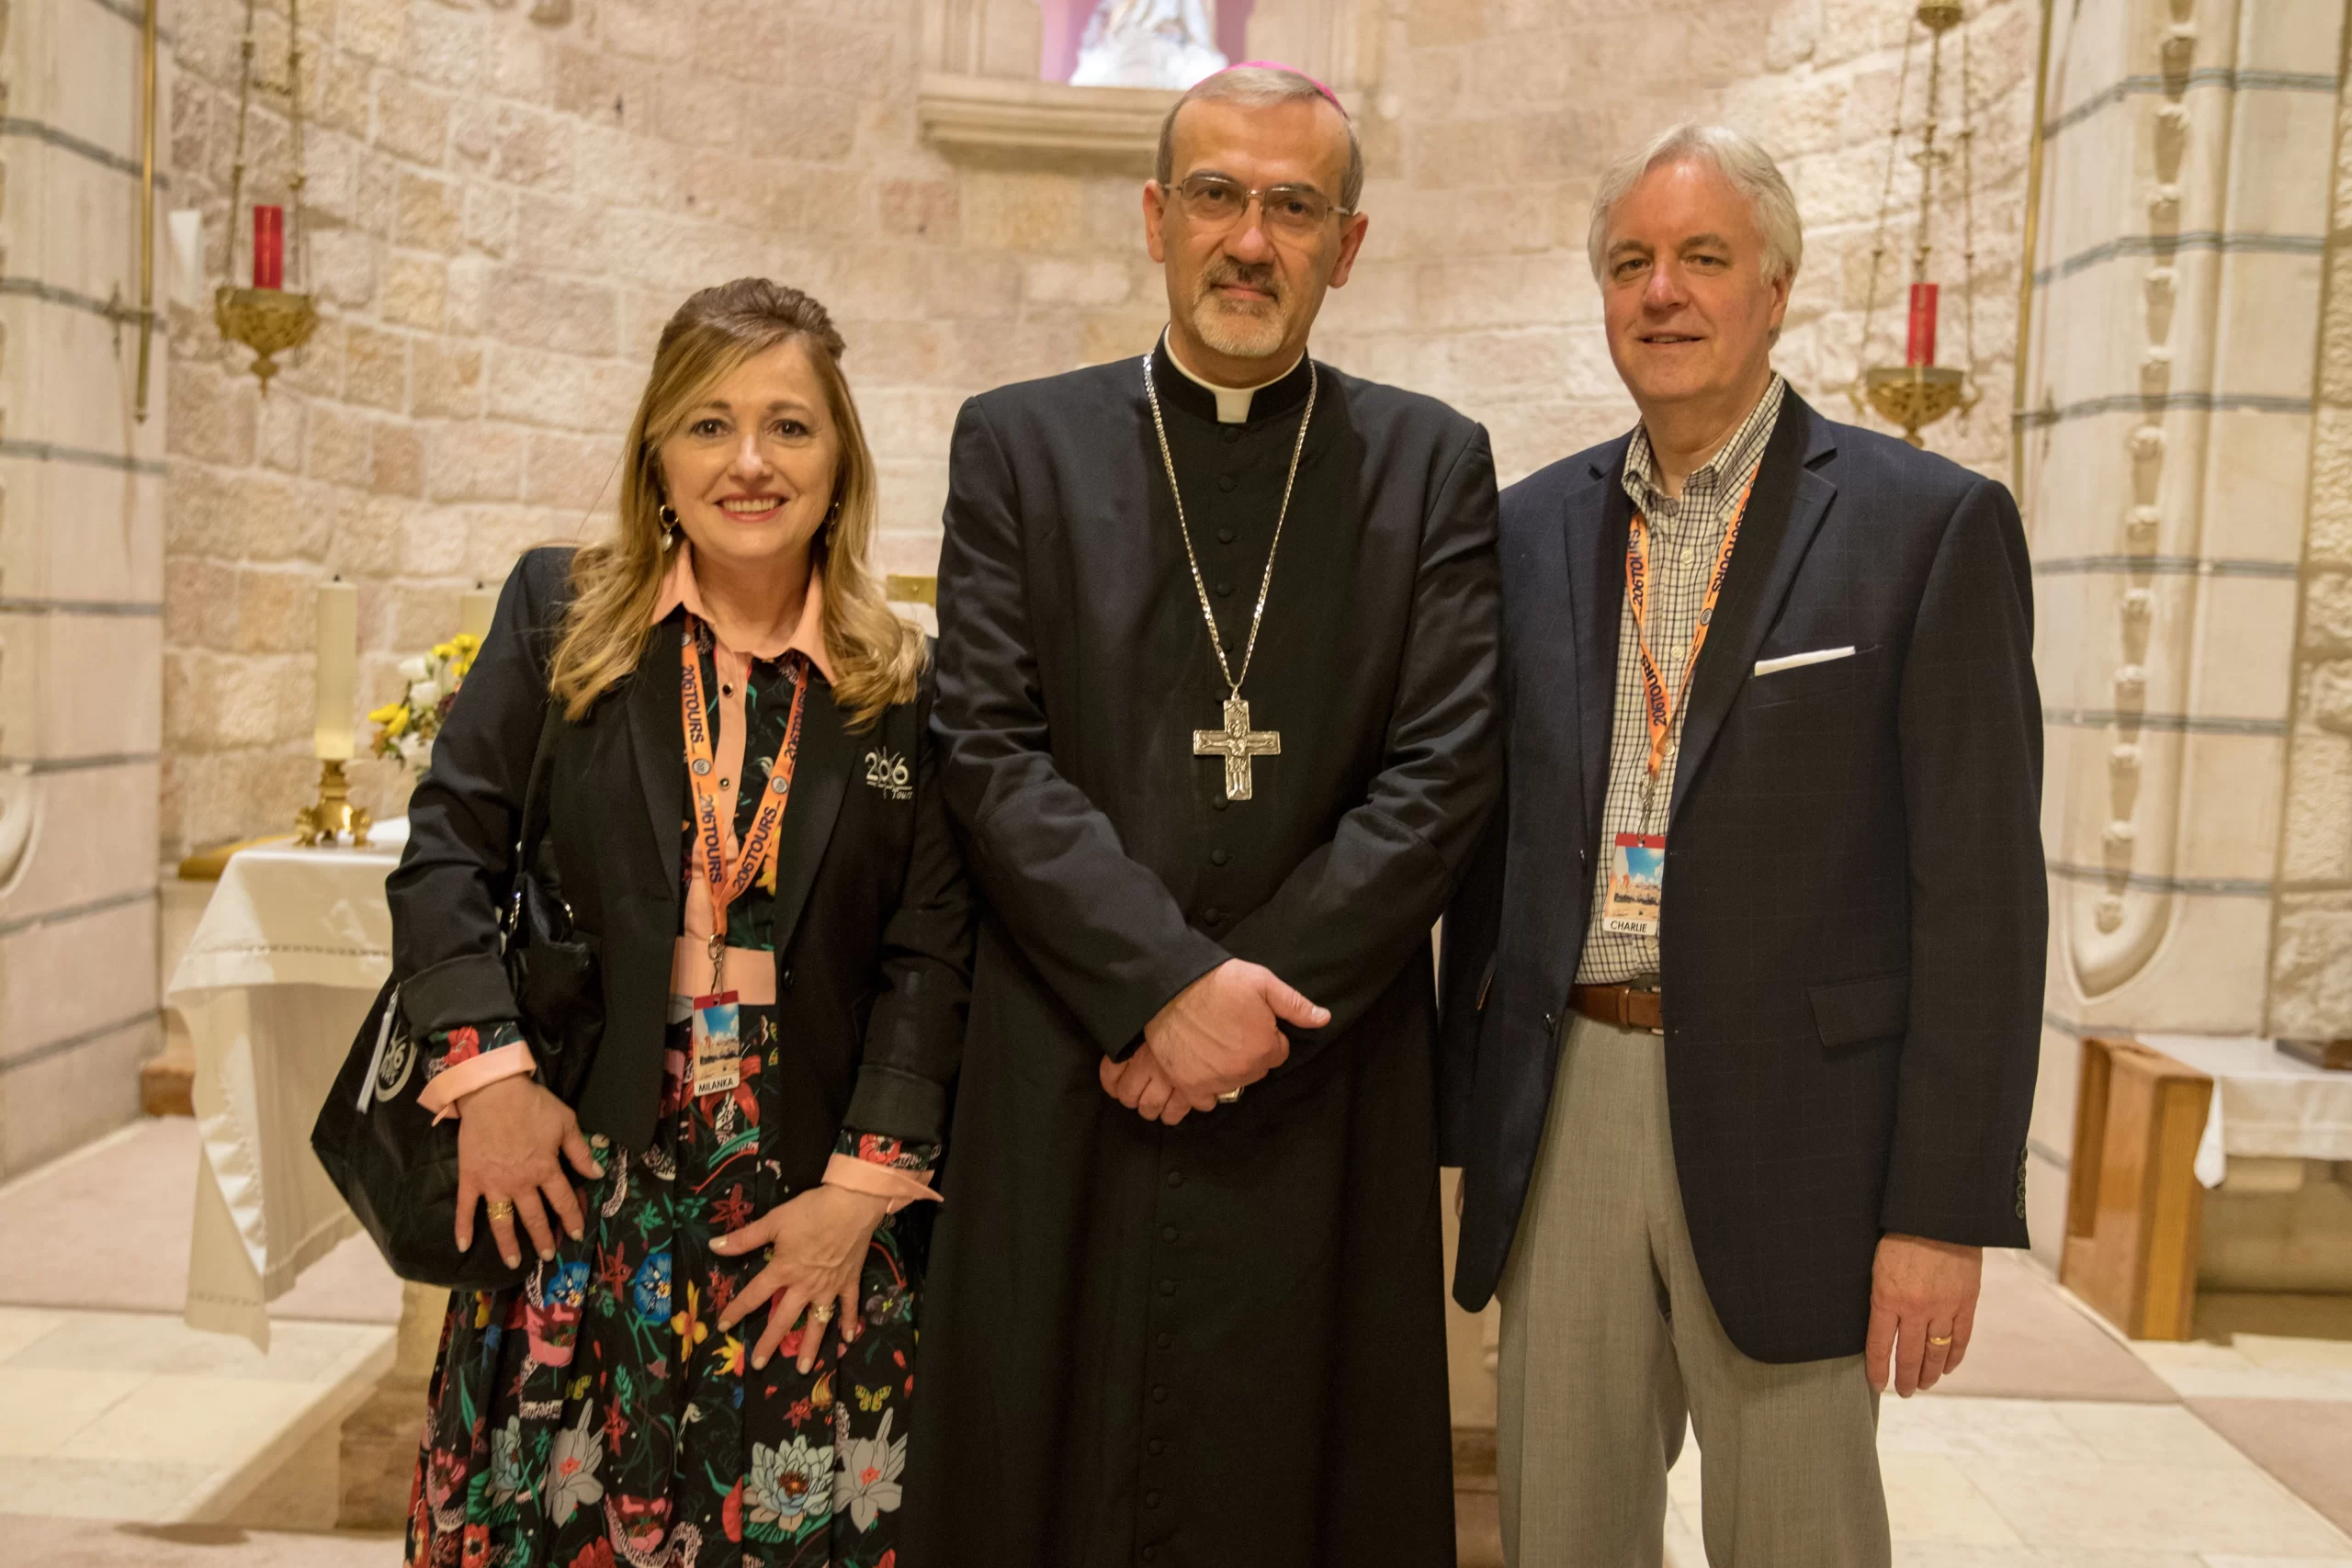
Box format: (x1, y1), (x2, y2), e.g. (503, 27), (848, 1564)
(1576, 374), (1787, 985)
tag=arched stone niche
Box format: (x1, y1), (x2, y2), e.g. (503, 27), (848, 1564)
(919, 0), (1396, 169)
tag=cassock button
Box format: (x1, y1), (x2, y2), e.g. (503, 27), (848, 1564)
(1209, 849), (1229, 866)
(1152, 1383), (1169, 1402)
(1211, 796), (1228, 812)
(1203, 908), (1225, 926)
(1157, 1331), (1173, 1349)
(1215, 579), (1233, 596)
(1166, 1169), (1184, 1189)
(1144, 1548), (1160, 1563)
(1216, 474), (1238, 493)
(1221, 426), (1242, 444)
(1149, 1437), (1167, 1455)
(1216, 526), (1236, 544)
(1159, 1278), (1177, 1296)
(1160, 1224), (1178, 1243)
(1147, 1490), (1163, 1508)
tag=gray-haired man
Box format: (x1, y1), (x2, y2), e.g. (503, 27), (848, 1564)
(1442, 124), (2044, 1564)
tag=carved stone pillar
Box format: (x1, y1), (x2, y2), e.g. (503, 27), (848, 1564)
(2016, 0), (2348, 1257)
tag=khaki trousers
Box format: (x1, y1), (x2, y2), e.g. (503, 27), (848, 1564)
(1496, 1014), (1891, 1568)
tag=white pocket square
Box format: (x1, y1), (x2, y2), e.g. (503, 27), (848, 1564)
(1753, 646), (1856, 677)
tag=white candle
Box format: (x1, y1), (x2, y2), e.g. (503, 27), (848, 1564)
(458, 582), (493, 643)
(314, 577), (357, 761)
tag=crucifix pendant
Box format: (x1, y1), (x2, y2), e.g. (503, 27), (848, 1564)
(1193, 695), (1281, 802)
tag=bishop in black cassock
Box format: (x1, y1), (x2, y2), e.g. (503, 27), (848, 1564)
(905, 318), (1501, 1560)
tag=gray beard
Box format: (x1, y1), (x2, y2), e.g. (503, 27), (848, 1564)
(1191, 295), (1288, 360)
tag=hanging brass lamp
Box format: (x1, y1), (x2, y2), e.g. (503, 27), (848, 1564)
(1849, 0), (1983, 446)
(214, 0), (316, 392)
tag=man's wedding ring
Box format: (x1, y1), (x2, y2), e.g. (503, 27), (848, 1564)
(1217, 1088), (1242, 1104)
(484, 1200), (515, 1220)
(1927, 1334), (1953, 1346)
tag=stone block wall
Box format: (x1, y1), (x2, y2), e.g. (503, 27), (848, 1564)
(160, 0), (1170, 853)
(1321, 0), (2039, 485)
(160, 0), (2038, 856)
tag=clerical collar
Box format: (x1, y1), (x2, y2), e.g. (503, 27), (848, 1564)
(1151, 332), (1313, 425)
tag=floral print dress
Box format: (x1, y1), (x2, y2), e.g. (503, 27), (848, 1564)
(406, 642), (937, 1568)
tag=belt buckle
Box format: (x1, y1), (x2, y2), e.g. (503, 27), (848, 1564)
(1628, 981), (1664, 1036)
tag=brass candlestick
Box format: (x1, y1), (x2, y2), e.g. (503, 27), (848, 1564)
(294, 758), (372, 848)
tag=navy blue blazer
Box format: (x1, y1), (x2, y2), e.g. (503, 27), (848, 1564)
(1439, 392), (2045, 1364)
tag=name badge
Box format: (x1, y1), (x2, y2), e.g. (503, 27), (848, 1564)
(690, 993), (743, 1097)
(1601, 833), (1667, 936)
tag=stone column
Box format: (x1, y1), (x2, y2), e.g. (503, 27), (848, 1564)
(0, 0), (169, 1176)
(2017, 0), (2350, 1254)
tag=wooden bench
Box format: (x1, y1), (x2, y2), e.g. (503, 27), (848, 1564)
(2060, 1036), (2215, 1340)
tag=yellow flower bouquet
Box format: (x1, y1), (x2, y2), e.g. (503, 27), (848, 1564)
(368, 633), (480, 771)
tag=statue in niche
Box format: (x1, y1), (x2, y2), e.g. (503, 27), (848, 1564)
(1069, 0), (1227, 89)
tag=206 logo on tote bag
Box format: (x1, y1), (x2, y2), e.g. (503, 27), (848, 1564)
(372, 1026), (416, 1102)
(863, 748), (912, 801)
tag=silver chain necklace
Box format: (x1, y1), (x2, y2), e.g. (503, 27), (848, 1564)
(1142, 347), (1317, 801)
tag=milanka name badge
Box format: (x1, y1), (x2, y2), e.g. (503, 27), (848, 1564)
(690, 993), (743, 1097)
(1601, 833), (1667, 936)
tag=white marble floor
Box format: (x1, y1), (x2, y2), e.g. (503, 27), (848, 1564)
(1663, 1397), (2352, 1566)
(1655, 1302), (2352, 1568)
(3, 1120), (2350, 1565)
(0, 1305), (393, 1527)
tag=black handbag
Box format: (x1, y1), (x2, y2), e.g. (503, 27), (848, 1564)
(312, 700), (604, 1290)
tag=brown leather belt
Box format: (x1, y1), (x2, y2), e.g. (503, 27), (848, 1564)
(1570, 983), (1665, 1034)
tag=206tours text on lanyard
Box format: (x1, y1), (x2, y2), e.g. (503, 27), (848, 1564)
(1600, 475), (1755, 939)
(680, 620), (808, 1094)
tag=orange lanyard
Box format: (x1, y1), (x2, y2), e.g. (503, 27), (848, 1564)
(678, 619), (808, 990)
(1624, 475), (1756, 788)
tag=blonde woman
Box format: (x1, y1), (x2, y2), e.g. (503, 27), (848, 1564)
(387, 278), (970, 1568)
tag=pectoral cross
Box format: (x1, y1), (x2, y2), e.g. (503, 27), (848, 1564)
(1193, 695), (1281, 802)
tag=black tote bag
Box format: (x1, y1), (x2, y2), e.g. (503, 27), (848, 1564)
(311, 701), (603, 1290)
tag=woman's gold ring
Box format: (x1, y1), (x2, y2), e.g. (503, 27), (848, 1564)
(1927, 1334), (1953, 1347)
(1217, 1089), (1242, 1105)
(484, 1200), (515, 1221)
(808, 1304), (834, 1325)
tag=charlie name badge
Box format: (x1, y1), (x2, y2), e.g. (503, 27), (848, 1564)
(690, 993), (743, 1097)
(1601, 833), (1667, 936)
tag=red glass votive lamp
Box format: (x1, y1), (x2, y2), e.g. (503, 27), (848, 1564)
(1905, 282), (1939, 367)
(253, 205), (285, 290)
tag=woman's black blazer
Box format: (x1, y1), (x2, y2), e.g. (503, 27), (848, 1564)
(386, 546), (973, 1173)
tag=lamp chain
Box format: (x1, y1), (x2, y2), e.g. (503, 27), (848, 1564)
(1959, 12), (1982, 405)
(225, 0), (256, 287)
(1857, 19), (1918, 392)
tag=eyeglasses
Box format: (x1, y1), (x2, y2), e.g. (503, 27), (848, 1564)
(1171, 173), (1351, 235)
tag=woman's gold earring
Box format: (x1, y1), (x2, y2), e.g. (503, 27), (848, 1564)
(659, 503), (679, 548)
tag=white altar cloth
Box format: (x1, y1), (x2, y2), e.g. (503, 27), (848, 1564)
(165, 820), (406, 1348)
(2139, 1033), (2352, 1190)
